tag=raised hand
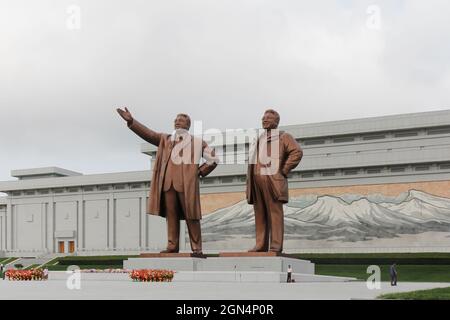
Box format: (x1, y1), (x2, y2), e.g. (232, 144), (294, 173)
(116, 107), (133, 123)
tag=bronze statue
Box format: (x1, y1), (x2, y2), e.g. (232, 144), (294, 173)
(246, 109), (303, 253)
(117, 107), (218, 255)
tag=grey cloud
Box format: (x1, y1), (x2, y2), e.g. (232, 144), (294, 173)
(0, 0), (449, 181)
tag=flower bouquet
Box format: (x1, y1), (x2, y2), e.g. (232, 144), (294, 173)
(5, 268), (46, 281)
(129, 269), (175, 282)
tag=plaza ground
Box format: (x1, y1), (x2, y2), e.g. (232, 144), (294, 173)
(0, 280), (449, 300)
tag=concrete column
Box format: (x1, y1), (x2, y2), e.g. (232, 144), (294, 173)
(47, 201), (54, 253)
(0, 209), (5, 251)
(41, 203), (46, 251)
(50, 201), (55, 253)
(108, 194), (114, 250)
(77, 198), (84, 250)
(140, 194), (146, 250)
(6, 200), (12, 251)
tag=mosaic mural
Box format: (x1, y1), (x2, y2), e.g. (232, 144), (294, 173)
(200, 183), (450, 251)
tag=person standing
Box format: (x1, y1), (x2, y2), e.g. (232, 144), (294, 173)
(390, 263), (398, 286)
(117, 108), (218, 255)
(287, 264), (293, 283)
(246, 109), (303, 253)
(0, 264), (4, 280)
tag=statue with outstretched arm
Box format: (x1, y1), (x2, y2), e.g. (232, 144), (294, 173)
(117, 107), (218, 255)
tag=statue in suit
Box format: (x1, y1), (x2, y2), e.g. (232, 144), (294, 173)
(117, 107), (218, 255)
(246, 109), (303, 253)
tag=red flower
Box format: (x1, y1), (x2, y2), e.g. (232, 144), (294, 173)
(129, 269), (174, 282)
(5, 268), (47, 281)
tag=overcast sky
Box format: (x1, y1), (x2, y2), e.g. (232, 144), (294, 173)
(1, 0), (450, 182)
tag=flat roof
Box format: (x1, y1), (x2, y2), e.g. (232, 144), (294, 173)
(0, 170), (150, 192)
(142, 109), (450, 153)
(284, 109), (450, 139)
(11, 167), (82, 179)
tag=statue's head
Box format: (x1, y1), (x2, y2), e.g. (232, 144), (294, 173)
(174, 113), (191, 130)
(262, 109), (280, 130)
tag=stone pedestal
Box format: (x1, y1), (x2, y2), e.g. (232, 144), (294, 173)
(173, 271), (355, 283)
(140, 252), (207, 259)
(122, 252), (356, 282)
(219, 251), (289, 257)
(124, 257), (206, 271)
(124, 255), (314, 274)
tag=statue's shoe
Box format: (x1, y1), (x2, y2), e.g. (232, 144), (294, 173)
(160, 249), (179, 254)
(269, 250), (282, 254)
(248, 247), (267, 252)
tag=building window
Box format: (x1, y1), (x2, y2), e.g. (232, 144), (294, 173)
(439, 163), (450, 170)
(321, 171), (336, 177)
(202, 178), (215, 184)
(343, 170), (358, 176)
(427, 127), (450, 135)
(24, 191), (35, 196)
(221, 177), (234, 184)
(98, 185), (110, 191)
(390, 167), (406, 173)
(114, 185), (126, 190)
(53, 189), (64, 194)
(68, 188), (79, 193)
(367, 168), (382, 174)
(301, 173), (314, 178)
(304, 139), (326, 146)
(83, 187), (95, 192)
(414, 166), (430, 171)
(333, 136), (355, 143)
(394, 131), (418, 138)
(363, 134), (386, 141)
(131, 184), (143, 189)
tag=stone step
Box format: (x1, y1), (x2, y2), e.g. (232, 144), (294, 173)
(173, 271), (356, 283)
(47, 271), (355, 283)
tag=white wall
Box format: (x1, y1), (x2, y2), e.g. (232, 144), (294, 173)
(0, 206), (5, 251)
(84, 200), (108, 250)
(55, 201), (77, 235)
(1, 189), (188, 256)
(115, 198), (140, 249)
(15, 203), (44, 251)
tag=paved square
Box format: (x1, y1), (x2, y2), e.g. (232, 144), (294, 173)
(0, 280), (449, 300)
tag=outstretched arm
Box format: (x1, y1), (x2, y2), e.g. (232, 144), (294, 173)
(116, 107), (162, 146)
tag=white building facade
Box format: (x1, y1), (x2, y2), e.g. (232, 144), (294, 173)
(2, 110), (450, 257)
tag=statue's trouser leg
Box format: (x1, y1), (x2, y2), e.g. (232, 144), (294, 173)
(254, 175), (284, 252)
(267, 196), (284, 252)
(253, 176), (270, 251)
(163, 187), (181, 252)
(176, 190), (202, 253)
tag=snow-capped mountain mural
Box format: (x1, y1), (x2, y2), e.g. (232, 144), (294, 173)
(201, 190), (450, 244)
